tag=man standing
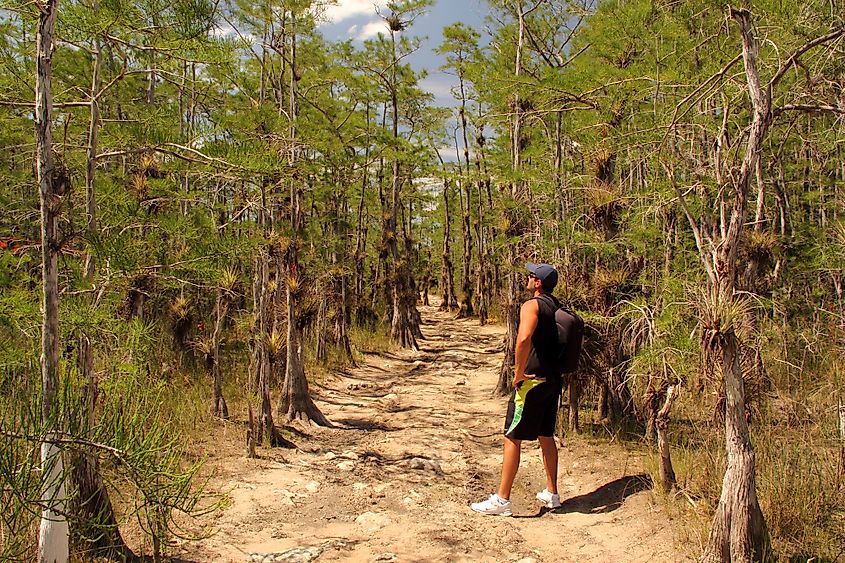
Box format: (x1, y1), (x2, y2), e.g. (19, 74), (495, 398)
(471, 262), (563, 516)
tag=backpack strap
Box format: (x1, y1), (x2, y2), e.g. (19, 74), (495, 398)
(533, 293), (560, 311)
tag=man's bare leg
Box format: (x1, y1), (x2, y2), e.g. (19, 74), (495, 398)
(497, 436), (521, 500)
(538, 435), (558, 494)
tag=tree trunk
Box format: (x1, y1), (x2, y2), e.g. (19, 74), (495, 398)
(439, 175), (457, 311)
(67, 449), (133, 559)
(318, 186), (354, 364)
(456, 96), (474, 318)
(275, 232), (330, 427)
(644, 381), (659, 444)
(837, 397), (844, 487)
(474, 178), (487, 325)
(403, 223), (425, 342)
(568, 377), (580, 432)
(67, 24), (131, 556)
(701, 10), (771, 560)
(604, 362), (636, 423)
(335, 180), (355, 361)
(145, 39), (156, 105)
(278, 273), (332, 426)
(496, 2), (529, 396)
(598, 382), (609, 421)
(247, 404), (257, 459)
(251, 250), (290, 446)
(276, 15), (331, 426)
(457, 177), (474, 318)
(752, 157), (765, 232)
(353, 104), (371, 318)
(553, 111), (568, 229)
(496, 254), (520, 396)
(256, 253), (272, 443)
(386, 28), (420, 349)
(211, 288), (229, 418)
(83, 39), (101, 280)
(315, 276), (329, 362)
(466, 100), (488, 325)
(35, 0), (69, 558)
(702, 330), (769, 562)
(336, 272), (355, 363)
(655, 384), (679, 493)
(371, 103), (389, 313)
(66, 336), (133, 558)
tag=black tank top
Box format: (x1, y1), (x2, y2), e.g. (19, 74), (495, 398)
(524, 293), (561, 382)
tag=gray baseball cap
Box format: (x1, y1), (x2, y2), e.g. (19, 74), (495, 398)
(526, 262), (558, 290)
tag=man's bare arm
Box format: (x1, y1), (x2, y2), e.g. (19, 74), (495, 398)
(513, 299), (539, 388)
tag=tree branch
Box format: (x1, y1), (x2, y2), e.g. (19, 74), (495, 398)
(0, 100), (90, 108)
(769, 26), (845, 89)
(0, 428), (131, 465)
(773, 103), (845, 117)
(95, 144), (265, 174)
(660, 54), (743, 151)
(661, 161), (717, 285)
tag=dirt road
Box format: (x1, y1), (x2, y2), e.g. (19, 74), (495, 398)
(180, 303), (691, 562)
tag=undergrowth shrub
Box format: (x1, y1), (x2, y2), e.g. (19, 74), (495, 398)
(0, 353), (225, 559)
(660, 313), (845, 561)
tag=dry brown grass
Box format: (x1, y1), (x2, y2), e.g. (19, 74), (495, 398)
(652, 318), (845, 561)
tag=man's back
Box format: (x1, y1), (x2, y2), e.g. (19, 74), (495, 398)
(524, 293), (561, 382)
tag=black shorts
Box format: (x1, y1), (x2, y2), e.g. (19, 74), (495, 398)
(503, 378), (561, 440)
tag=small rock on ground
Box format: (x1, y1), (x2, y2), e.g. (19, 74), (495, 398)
(249, 539), (351, 563)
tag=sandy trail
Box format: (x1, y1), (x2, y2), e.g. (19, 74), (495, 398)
(179, 303), (691, 562)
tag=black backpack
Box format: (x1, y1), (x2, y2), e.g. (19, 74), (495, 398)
(539, 295), (584, 374)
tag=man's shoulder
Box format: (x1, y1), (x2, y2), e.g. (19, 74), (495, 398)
(522, 297), (540, 309)
(521, 297), (540, 313)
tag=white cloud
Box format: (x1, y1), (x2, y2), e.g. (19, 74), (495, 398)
(210, 22), (256, 44)
(420, 75), (455, 101)
(438, 146), (459, 163)
(210, 22), (235, 38)
(322, 0), (388, 24)
(354, 20), (388, 40)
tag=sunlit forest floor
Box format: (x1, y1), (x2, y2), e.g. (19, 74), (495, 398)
(173, 301), (694, 562)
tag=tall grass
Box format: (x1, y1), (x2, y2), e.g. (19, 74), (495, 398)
(651, 315), (845, 561)
(756, 429), (844, 560)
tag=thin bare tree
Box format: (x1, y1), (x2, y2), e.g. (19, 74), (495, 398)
(277, 8), (331, 425)
(667, 9), (844, 561)
(496, 0), (539, 395)
(34, 0), (68, 558)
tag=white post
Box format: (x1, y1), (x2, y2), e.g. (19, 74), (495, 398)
(39, 439), (68, 563)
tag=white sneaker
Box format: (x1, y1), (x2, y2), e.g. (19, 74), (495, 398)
(471, 494), (513, 516)
(536, 488), (561, 508)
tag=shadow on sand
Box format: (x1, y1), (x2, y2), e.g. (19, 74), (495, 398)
(516, 474), (653, 519)
(333, 417), (397, 432)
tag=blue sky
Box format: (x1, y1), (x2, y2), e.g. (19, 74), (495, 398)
(317, 0), (490, 108)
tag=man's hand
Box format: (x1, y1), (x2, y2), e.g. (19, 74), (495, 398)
(513, 372), (535, 389)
